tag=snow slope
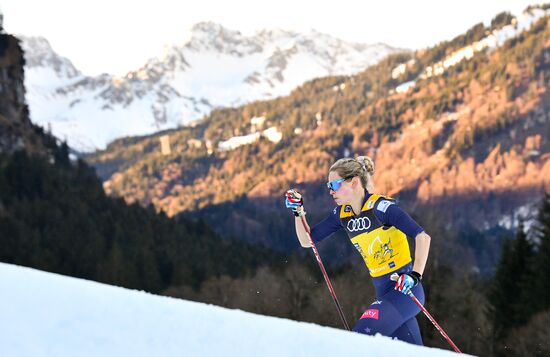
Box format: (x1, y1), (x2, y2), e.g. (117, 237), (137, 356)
(0, 263), (465, 356)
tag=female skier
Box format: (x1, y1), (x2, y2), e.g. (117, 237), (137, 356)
(285, 156), (431, 345)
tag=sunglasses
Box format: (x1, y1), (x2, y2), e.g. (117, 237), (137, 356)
(326, 177), (351, 191)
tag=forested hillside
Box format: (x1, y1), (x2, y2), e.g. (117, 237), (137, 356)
(89, 8), (550, 272)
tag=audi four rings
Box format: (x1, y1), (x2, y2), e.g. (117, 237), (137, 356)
(347, 217), (372, 232)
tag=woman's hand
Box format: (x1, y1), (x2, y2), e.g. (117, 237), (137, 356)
(394, 271), (422, 295)
(285, 189), (305, 217)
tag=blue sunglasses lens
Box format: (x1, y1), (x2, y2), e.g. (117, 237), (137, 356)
(327, 178), (345, 191)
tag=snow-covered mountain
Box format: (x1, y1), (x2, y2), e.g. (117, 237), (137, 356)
(0, 262), (463, 356)
(20, 23), (402, 152)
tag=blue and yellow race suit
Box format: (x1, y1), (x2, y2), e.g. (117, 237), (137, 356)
(310, 191), (426, 345)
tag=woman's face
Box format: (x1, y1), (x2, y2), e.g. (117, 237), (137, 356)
(327, 171), (356, 205)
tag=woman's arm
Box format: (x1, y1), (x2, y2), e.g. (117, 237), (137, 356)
(412, 231), (431, 275)
(285, 189), (342, 248)
(294, 213), (313, 248)
(295, 210), (343, 248)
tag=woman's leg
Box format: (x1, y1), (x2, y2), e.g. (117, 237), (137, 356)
(352, 299), (403, 336)
(391, 317), (423, 345)
(353, 282), (425, 345)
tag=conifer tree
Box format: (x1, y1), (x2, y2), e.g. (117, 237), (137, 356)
(488, 220), (533, 341)
(528, 192), (550, 314)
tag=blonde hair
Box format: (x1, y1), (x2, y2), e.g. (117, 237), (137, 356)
(329, 156), (375, 192)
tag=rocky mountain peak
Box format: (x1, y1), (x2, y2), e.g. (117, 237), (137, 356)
(186, 22), (262, 55)
(19, 35), (80, 79)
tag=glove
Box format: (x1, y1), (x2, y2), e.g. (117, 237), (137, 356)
(394, 271), (421, 295)
(285, 189), (306, 217)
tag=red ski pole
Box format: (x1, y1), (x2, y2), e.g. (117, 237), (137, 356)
(391, 274), (462, 353)
(299, 215), (351, 331)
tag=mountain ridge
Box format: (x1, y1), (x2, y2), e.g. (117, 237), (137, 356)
(21, 23), (402, 151)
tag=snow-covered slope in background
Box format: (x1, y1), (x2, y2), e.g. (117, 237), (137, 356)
(0, 262), (464, 356)
(20, 23), (400, 152)
(391, 8), (549, 92)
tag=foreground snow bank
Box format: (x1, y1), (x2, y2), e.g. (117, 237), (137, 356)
(0, 263), (465, 356)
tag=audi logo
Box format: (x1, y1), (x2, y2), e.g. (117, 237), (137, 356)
(347, 217), (371, 232)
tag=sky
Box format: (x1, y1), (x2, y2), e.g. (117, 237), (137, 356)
(0, 0), (540, 76)
(0, 262), (463, 356)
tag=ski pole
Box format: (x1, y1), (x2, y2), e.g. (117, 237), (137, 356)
(391, 274), (462, 353)
(299, 215), (351, 330)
